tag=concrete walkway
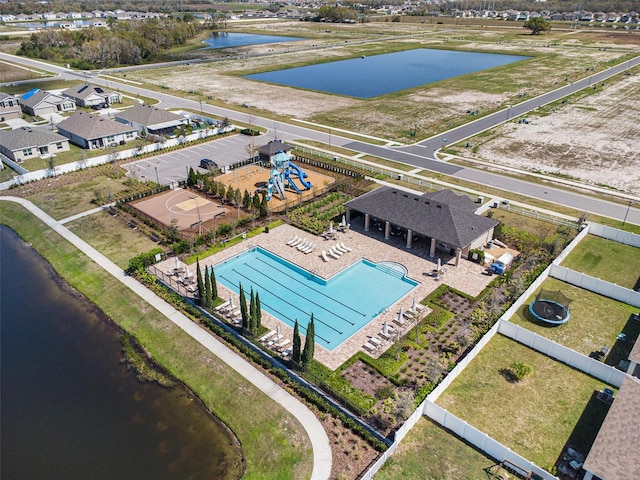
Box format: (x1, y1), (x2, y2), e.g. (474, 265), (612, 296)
(1, 196), (332, 480)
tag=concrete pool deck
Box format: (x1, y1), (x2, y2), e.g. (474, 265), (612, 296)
(160, 221), (493, 370)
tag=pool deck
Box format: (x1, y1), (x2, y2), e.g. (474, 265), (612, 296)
(158, 220), (493, 370)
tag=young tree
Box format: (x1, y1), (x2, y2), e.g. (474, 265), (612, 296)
(203, 267), (211, 308)
(259, 193), (269, 218)
(252, 192), (261, 212)
(292, 319), (301, 364)
(242, 189), (252, 210)
(187, 167), (197, 186)
(226, 185), (235, 204)
(239, 283), (248, 329)
(218, 184), (226, 201)
(301, 314), (315, 368)
(210, 268), (218, 300)
(196, 259), (204, 304)
(524, 17), (551, 35)
(254, 291), (262, 329)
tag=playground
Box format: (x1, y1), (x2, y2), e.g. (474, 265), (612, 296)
(130, 188), (228, 231)
(216, 163), (335, 212)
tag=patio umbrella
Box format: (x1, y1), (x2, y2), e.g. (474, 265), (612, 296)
(329, 221), (333, 234)
(229, 296), (234, 310)
(184, 267), (190, 279)
(383, 320), (388, 335)
(174, 257), (180, 270)
(341, 215), (346, 227)
(276, 324), (280, 338)
(437, 257), (441, 271)
(397, 309), (403, 323)
(412, 297), (417, 311)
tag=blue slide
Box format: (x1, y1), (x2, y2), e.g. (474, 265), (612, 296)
(287, 162), (312, 190)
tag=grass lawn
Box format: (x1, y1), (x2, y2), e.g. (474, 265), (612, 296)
(375, 417), (519, 480)
(0, 201), (313, 480)
(66, 211), (160, 269)
(436, 334), (612, 469)
(510, 278), (640, 367)
(561, 234), (640, 289)
(24, 174), (130, 220)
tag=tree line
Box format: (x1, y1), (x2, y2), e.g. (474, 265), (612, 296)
(17, 16), (200, 68)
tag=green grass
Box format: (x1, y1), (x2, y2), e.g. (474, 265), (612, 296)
(436, 334), (612, 469)
(0, 201), (313, 480)
(375, 417), (519, 480)
(24, 174), (131, 220)
(561, 234), (640, 289)
(510, 277), (639, 365)
(66, 211), (160, 270)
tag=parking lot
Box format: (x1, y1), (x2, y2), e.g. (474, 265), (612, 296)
(122, 133), (268, 186)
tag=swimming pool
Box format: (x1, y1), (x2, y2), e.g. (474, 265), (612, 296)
(213, 247), (418, 351)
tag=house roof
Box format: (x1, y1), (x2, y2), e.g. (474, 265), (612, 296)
(0, 126), (68, 151)
(19, 89), (65, 109)
(61, 83), (117, 101)
(56, 111), (136, 140)
(0, 92), (19, 102)
(344, 187), (498, 249)
(583, 376), (640, 480)
(115, 104), (185, 130)
(259, 139), (294, 156)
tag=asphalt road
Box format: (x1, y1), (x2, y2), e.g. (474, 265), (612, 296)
(1, 52), (638, 225)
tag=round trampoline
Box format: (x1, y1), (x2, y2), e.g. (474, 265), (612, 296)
(529, 289), (572, 325)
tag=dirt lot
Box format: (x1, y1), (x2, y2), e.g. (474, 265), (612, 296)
(458, 70), (640, 195)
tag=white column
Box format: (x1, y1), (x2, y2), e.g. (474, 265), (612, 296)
(364, 213), (370, 232)
(429, 238), (436, 257)
(406, 229), (413, 249)
(384, 221), (390, 240)
(455, 248), (462, 267)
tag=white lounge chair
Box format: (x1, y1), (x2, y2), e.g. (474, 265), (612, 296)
(297, 240), (309, 251)
(290, 238), (302, 247)
(330, 246), (342, 257)
(370, 337), (382, 347)
(328, 249), (340, 260)
(304, 244), (315, 254)
(363, 342), (377, 352)
(280, 347), (292, 358)
(321, 251), (329, 262)
(259, 330), (276, 342)
(339, 243), (352, 252)
(286, 236), (299, 246)
(275, 338), (290, 351)
(267, 334), (283, 347)
(334, 244), (347, 253)
(215, 301), (230, 311)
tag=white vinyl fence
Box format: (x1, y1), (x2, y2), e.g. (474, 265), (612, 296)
(588, 223), (640, 248)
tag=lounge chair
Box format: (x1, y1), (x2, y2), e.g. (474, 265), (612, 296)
(286, 236), (299, 246)
(267, 334), (283, 347)
(330, 246), (342, 257)
(339, 243), (352, 252)
(334, 244), (347, 253)
(275, 338), (290, 351)
(394, 316), (406, 326)
(363, 342), (377, 352)
(321, 251), (329, 262)
(259, 330), (276, 342)
(304, 244), (315, 254)
(290, 238), (302, 247)
(370, 337), (382, 347)
(280, 347), (292, 358)
(297, 240), (309, 251)
(328, 249), (340, 260)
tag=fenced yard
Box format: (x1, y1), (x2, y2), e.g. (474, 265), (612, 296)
(435, 334), (612, 470)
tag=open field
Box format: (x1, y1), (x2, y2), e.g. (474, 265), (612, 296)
(510, 277), (639, 365)
(436, 334), (612, 469)
(374, 417), (519, 480)
(0, 201), (314, 480)
(560, 234), (640, 289)
(66, 211), (160, 269)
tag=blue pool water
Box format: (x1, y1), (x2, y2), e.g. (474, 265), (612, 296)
(202, 32), (304, 49)
(245, 48), (530, 98)
(213, 247), (417, 351)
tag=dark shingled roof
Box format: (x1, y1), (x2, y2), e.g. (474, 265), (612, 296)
(344, 187), (498, 249)
(57, 111), (136, 140)
(583, 376), (640, 480)
(258, 140), (294, 156)
(115, 104), (185, 129)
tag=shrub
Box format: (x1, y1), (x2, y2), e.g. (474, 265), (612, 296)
(510, 360), (534, 381)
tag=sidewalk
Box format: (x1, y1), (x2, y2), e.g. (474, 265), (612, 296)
(1, 196), (332, 480)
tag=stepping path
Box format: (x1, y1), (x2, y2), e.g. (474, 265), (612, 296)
(1, 197), (332, 480)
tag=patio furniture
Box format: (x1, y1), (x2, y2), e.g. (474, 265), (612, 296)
(290, 238), (302, 247)
(329, 246), (342, 256)
(259, 330), (276, 343)
(363, 342), (377, 352)
(328, 249), (340, 260)
(286, 236), (299, 246)
(215, 301), (230, 312)
(321, 251), (329, 262)
(339, 243), (352, 252)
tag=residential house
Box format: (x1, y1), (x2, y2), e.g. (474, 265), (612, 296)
(0, 126), (70, 162)
(0, 93), (22, 121)
(114, 104), (188, 137)
(19, 89), (76, 117)
(56, 111), (138, 149)
(344, 187), (499, 267)
(61, 84), (122, 108)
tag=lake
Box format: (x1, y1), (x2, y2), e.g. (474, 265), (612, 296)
(245, 48), (531, 98)
(202, 32), (304, 49)
(0, 226), (243, 480)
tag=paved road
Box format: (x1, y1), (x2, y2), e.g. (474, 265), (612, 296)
(1, 52), (638, 225)
(0, 196), (332, 480)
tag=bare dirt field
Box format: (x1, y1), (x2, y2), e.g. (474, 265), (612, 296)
(456, 69), (640, 195)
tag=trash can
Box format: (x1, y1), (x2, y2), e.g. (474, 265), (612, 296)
(264, 226), (269, 233)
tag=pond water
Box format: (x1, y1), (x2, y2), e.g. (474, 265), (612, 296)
(202, 32), (304, 49)
(0, 226), (243, 480)
(245, 48), (531, 98)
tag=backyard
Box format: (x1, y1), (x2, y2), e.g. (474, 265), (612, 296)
(560, 234), (640, 290)
(436, 334), (613, 470)
(510, 277), (639, 366)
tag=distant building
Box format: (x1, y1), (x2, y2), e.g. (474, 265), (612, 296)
(0, 92), (22, 121)
(114, 104), (188, 137)
(19, 89), (76, 117)
(56, 111), (138, 149)
(61, 84), (122, 108)
(0, 126), (70, 162)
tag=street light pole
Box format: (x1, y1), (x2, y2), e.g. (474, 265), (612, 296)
(154, 166), (160, 185)
(622, 201), (633, 226)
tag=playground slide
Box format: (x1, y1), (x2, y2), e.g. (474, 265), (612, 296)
(288, 162), (312, 190)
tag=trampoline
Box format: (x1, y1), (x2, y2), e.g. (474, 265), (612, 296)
(529, 289), (572, 325)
